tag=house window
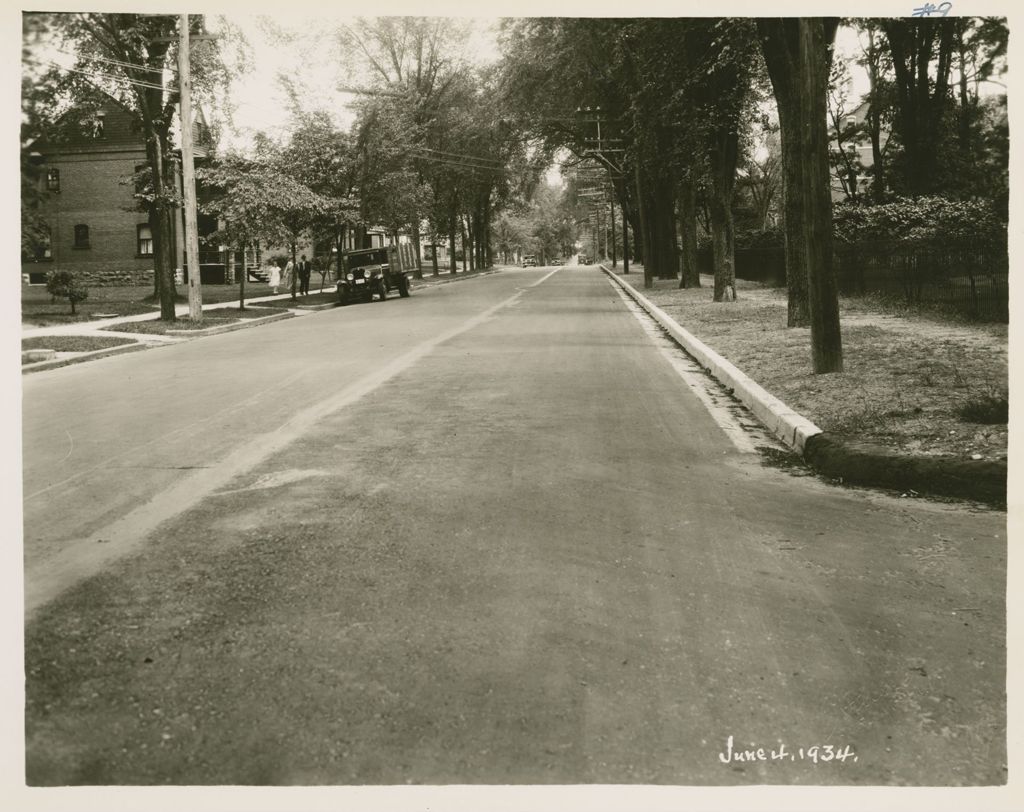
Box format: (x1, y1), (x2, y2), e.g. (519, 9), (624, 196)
(46, 168), (60, 192)
(137, 224), (153, 257)
(40, 225), (52, 259)
(92, 112), (105, 138)
(74, 224), (90, 249)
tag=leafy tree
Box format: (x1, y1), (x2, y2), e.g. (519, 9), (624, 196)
(198, 155), (279, 309)
(46, 270), (88, 314)
(26, 13), (231, 320)
(275, 112), (361, 280)
(878, 17), (956, 197)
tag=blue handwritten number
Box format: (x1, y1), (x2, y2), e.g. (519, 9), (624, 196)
(912, 1), (952, 16)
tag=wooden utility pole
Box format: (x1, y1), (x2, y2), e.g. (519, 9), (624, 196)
(609, 188), (617, 268)
(179, 13), (202, 322)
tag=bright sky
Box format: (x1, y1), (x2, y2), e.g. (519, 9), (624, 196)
(208, 14), (502, 153)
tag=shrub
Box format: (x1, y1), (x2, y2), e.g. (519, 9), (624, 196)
(957, 394), (1009, 425)
(832, 196), (1007, 249)
(735, 226), (785, 250)
(45, 270), (89, 315)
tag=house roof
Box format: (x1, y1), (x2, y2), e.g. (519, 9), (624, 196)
(29, 90), (214, 158)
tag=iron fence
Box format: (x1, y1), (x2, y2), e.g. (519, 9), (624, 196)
(834, 241), (1008, 322)
(697, 241), (1008, 322)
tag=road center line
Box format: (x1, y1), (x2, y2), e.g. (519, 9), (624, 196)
(25, 279), (542, 616)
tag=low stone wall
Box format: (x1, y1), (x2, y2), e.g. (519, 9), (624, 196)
(22, 262), (155, 287)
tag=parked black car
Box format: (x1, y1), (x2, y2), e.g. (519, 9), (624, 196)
(338, 246), (412, 305)
(522, 255), (537, 267)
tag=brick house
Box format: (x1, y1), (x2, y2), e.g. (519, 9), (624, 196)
(22, 94), (216, 286)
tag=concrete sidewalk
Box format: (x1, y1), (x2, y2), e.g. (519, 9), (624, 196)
(22, 267), (505, 341)
(21, 267), (507, 372)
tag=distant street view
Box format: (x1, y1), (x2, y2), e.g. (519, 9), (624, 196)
(19, 9), (1009, 802)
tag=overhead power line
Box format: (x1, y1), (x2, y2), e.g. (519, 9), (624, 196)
(35, 59), (167, 91)
(407, 151), (509, 174)
(414, 146), (504, 167)
(410, 156), (503, 173)
(57, 49), (164, 74)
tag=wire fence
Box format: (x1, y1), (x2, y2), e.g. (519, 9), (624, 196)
(697, 241), (1008, 322)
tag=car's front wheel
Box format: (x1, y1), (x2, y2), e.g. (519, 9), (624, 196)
(376, 279), (387, 301)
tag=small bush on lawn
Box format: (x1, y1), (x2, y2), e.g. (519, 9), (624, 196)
(957, 394), (1009, 424)
(46, 271), (89, 314)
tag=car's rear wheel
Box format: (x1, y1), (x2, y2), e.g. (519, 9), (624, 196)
(398, 276), (410, 298)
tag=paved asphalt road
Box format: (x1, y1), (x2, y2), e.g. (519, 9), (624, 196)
(23, 266), (1006, 785)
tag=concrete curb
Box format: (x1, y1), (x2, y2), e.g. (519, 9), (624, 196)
(804, 433), (1006, 507)
(411, 269), (500, 290)
(601, 266), (1007, 508)
(164, 309), (294, 337)
(603, 267), (823, 454)
(22, 341), (149, 374)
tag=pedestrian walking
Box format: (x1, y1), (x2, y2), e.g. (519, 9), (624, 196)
(283, 257), (296, 299)
(299, 254), (311, 296)
(267, 259), (281, 294)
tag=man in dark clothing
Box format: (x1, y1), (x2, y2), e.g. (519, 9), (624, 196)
(298, 254), (312, 296)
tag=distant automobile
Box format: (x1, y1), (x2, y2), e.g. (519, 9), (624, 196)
(552, 258), (564, 266)
(578, 254), (590, 265)
(522, 255), (537, 267)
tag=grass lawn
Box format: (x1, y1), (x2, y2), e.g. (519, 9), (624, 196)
(22, 282), (289, 327)
(103, 306), (290, 335)
(22, 335), (138, 360)
(614, 269), (1008, 462)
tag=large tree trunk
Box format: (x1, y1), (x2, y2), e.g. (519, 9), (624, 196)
(709, 127), (738, 302)
(463, 215), (473, 272)
(145, 127), (178, 321)
(677, 174), (700, 288)
(618, 175), (643, 266)
(800, 20), (843, 373)
(448, 214), (458, 274)
(634, 166), (653, 289)
(609, 196), (617, 268)
(709, 193), (735, 302)
(474, 205), (484, 270)
(759, 18), (843, 371)
(411, 222), (424, 279)
(483, 194), (493, 268)
(653, 176), (678, 280)
(779, 111), (811, 325)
